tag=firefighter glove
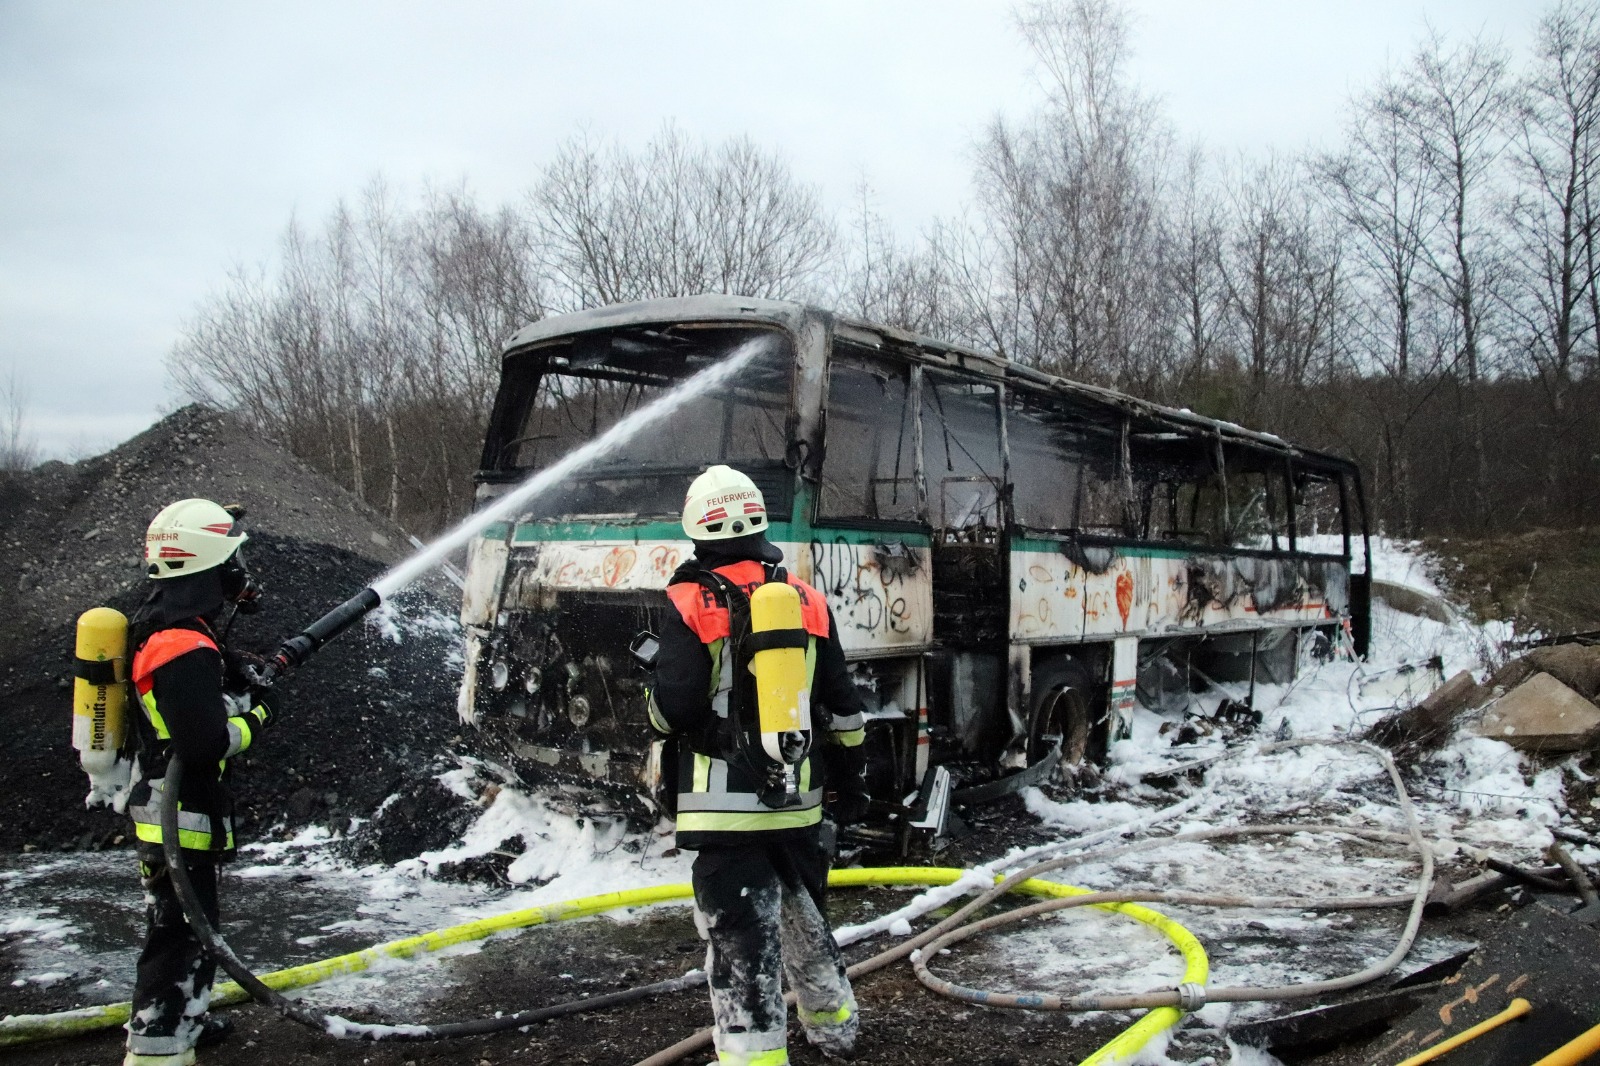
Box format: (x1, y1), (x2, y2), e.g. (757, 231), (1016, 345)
(830, 786), (871, 828)
(224, 649), (268, 690)
(244, 684), (279, 732)
(824, 743), (871, 826)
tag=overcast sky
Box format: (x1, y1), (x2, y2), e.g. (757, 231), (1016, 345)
(0, 1), (1541, 461)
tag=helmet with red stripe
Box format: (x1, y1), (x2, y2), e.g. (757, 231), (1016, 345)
(144, 498), (248, 578)
(681, 465), (768, 542)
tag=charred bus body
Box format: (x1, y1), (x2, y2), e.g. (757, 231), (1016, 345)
(459, 296), (1372, 838)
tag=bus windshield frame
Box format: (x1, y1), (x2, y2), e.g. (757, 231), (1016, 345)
(479, 322), (797, 521)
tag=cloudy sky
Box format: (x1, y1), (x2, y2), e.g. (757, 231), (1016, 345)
(1, 1), (1540, 460)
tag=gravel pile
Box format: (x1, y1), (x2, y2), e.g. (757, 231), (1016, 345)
(0, 405), (495, 858)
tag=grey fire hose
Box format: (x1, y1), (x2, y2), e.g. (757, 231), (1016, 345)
(631, 739), (1435, 1066)
(905, 741), (1432, 1012)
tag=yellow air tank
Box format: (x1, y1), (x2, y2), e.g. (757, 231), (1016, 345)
(72, 607), (128, 782)
(748, 582), (811, 766)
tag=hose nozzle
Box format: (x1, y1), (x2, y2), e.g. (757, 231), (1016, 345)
(264, 587), (383, 682)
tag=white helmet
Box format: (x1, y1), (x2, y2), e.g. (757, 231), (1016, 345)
(682, 465), (768, 541)
(144, 498), (247, 578)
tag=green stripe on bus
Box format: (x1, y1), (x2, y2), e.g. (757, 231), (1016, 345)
(508, 520), (687, 542)
(800, 528), (932, 547)
(499, 521), (931, 548)
(1008, 536), (1196, 559)
(1008, 535), (1350, 561)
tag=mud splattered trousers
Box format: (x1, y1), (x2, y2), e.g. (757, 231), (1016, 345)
(691, 837), (857, 1065)
(125, 844), (219, 1064)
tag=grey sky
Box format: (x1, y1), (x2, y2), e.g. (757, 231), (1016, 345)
(1, 1), (1539, 459)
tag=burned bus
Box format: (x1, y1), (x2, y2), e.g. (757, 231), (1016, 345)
(458, 295), (1371, 839)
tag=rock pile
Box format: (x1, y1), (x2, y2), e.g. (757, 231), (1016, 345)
(1368, 641), (1600, 755)
(0, 405), (495, 859)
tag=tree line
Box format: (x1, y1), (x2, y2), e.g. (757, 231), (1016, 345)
(173, 0), (1600, 539)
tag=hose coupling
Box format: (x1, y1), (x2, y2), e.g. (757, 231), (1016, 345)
(1174, 982), (1207, 1011)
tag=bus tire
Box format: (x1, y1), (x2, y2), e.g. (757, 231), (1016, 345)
(1026, 659), (1102, 770)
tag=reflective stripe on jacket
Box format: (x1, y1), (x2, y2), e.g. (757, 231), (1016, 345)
(664, 561), (832, 848)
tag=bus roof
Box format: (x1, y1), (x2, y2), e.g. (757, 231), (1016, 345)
(503, 295), (1356, 475)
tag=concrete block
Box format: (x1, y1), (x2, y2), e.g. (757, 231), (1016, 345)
(1523, 644), (1600, 700)
(1474, 672), (1600, 753)
(1484, 657), (1535, 698)
(1366, 669), (1485, 749)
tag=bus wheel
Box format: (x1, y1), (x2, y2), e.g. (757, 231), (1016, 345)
(1027, 661), (1097, 769)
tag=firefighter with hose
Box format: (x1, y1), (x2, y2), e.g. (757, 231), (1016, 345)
(646, 465), (871, 1065)
(121, 499), (277, 1065)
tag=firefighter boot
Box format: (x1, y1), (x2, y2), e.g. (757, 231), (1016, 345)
(122, 1052), (195, 1066)
(196, 1014), (233, 1047)
(800, 1001), (858, 1060)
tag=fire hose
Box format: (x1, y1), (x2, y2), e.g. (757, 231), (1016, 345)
(908, 742), (1433, 1012)
(155, 729), (1424, 1057)
(159, 754), (706, 1040)
(0, 795), (1214, 1047)
(629, 740), (1433, 1066)
(13, 738), (1430, 1063)
(129, 585), (1429, 1059)
(157, 585), (718, 1041)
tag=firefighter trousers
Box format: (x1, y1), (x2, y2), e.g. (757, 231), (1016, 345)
(691, 837), (857, 1065)
(126, 844), (219, 1060)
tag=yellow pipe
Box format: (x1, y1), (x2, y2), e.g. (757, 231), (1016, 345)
(831, 868), (1210, 1066)
(0, 867), (1205, 1066)
(1393, 997), (1531, 1066)
(0, 881), (697, 1047)
(1529, 1018), (1600, 1066)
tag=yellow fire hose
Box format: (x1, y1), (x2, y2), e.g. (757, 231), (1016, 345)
(1393, 998), (1531, 1066)
(0, 867), (1205, 1066)
(1529, 1019), (1600, 1066)
(833, 868), (1210, 1066)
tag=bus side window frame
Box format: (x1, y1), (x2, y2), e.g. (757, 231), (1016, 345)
(814, 344), (925, 529)
(920, 366), (1008, 532)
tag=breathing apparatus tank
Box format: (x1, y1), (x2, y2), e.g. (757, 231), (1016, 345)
(71, 606), (130, 806)
(747, 581), (812, 806)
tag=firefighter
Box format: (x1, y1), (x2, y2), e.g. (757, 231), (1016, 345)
(123, 499), (276, 1066)
(648, 465), (871, 1065)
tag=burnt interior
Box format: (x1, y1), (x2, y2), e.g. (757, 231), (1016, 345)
(474, 591), (665, 773)
(478, 324), (795, 519)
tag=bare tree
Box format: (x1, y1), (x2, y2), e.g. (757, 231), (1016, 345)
(531, 125), (835, 311)
(1395, 28), (1514, 529)
(1501, 0), (1600, 520)
(170, 180), (544, 533)
(1, 370), (39, 475)
(1219, 157), (1343, 395)
(1163, 147), (1228, 393)
(1402, 28), (1514, 384)
(836, 178), (953, 333)
(1314, 78), (1442, 383)
(409, 185), (545, 521)
(963, 0), (1171, 387)
(1313, 76), (1449, 531)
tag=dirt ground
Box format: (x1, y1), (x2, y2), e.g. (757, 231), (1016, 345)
(1426, 527), (1600, 638)
(0, 804), (1541, 1066)
(0, 902), (1158, 1066)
